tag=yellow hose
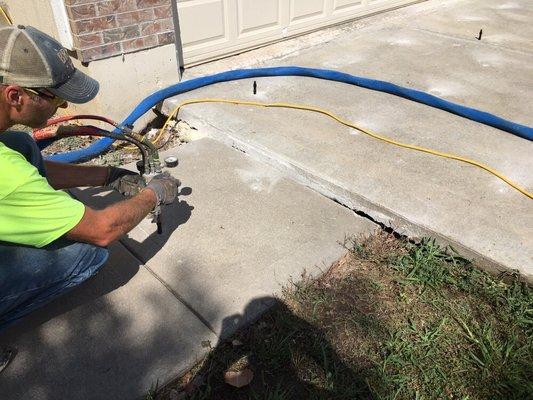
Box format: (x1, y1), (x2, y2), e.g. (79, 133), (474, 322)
(0, 6), (12, 25)
(155, 98), (532, 200)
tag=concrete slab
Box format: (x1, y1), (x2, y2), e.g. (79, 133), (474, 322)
(163, 0), (533, 280)
(74, 138), (376, 337)
(402, 0), (533, 53)
(0, 242), (217, 400)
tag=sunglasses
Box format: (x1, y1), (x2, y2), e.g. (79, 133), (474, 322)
(23, 88), (67, 107)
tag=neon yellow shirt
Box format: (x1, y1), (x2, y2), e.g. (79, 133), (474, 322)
(0, 142), (85, 247)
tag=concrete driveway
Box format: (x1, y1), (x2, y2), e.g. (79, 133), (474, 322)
(165, 0), (533, 280)
(1, 0), (531, 399)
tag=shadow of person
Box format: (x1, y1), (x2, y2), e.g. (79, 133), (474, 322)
(185, 296), (373, 400)
(71, 184), (194, 264)
(121, 188), (194, 264)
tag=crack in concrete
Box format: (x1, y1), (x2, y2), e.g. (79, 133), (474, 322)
(118, 240), (219, 335)
(411, 26), (533, 56)
(181, 113), (512, 279)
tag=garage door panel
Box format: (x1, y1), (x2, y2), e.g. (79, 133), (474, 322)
(178, 0), (229, 49)
(177, 0), (417, 65)
(237, 0), (281, 36)
(290, 0), (327, 23)
(333, 0), (364, 13)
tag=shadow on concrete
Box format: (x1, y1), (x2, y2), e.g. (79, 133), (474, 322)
(71, 185), (195, 265)
(121, 192), (195, 264)
(0, 179), (370, 399)
(0, 187), (203, 400)
(0, 251), (220, 400)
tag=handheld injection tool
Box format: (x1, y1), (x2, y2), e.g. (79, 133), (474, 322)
(33, 115), (175, 234)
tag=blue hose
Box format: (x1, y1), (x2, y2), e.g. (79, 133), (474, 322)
(46, 66), (533, 162)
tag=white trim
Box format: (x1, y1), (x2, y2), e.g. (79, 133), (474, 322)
(50, 0), (74, 50)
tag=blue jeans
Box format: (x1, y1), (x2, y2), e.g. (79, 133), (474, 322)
(0, 131), (109, 332)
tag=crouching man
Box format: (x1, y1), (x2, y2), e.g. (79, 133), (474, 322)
(0, 25), (179, 357)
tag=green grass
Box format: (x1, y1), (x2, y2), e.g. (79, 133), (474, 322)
(154, 233), (533, 400)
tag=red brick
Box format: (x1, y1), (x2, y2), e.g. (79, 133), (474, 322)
(161, 18), (173, 30)
(154, 4), (172, 19)
(157, 31), (174, 46)
(76, 32), (103, 49)
(67, 4), (97, 20)
(122, 35), (158, 52)
(140, 21), (158, 36)
(79, 43), (121, 62)
(103, 25), (140, 43)
(140, 18), (172, 35)
(137, 0), (170, 8)
(116, 9), (155, 26)
(97, 0), (137, 16)
(72, 15), (117, 35)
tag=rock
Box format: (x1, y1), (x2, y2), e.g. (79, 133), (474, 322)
(224, 368), (254, 388)
(146, 128), (159, 140)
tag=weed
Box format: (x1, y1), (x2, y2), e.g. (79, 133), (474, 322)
(145, 380), (159, 400)
(392, 238), (470, 288)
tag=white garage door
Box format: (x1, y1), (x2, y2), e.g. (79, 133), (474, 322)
(176, 0), (419, 65)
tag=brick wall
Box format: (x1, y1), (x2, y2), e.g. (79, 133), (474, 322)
(64, 0), (175, 62)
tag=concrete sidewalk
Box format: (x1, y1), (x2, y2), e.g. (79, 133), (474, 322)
(0, 139), (375, 399)
(164, 0), (533, 280)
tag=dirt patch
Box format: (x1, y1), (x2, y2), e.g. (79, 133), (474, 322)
(153, 231), (532, 400)
(17, 115), (198, 167)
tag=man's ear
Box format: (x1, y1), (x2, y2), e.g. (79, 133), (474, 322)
(4, 85), (24, 107)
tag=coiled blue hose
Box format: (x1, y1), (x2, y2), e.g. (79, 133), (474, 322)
(46, 66), (533, 162)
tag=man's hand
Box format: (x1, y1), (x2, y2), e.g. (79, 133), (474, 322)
(145, 172), (181, 205)
(67, 172), (181, 246)
(107, 167), (146, 197)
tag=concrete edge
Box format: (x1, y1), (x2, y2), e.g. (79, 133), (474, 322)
(178, 113), (530, 283)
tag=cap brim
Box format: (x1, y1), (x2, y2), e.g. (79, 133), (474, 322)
(47, 68), (99, 104)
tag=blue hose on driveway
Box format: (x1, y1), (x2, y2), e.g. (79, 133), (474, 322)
(46, 66), (533, 162)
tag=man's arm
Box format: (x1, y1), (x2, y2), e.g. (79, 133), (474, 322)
(66, 188), (157, 247)
(45, 160), (108, 189)
(65, 172), (179, 247)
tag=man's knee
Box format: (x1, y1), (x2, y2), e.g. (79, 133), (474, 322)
(0, 131), (46, 176)
(0, 240), (109, 300)
(0, 131), (37, 155)
(43, 239), (110, 283)
(66, 241), (109, 284)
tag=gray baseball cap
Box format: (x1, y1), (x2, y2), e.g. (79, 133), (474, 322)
(0, 25), (98, 103)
